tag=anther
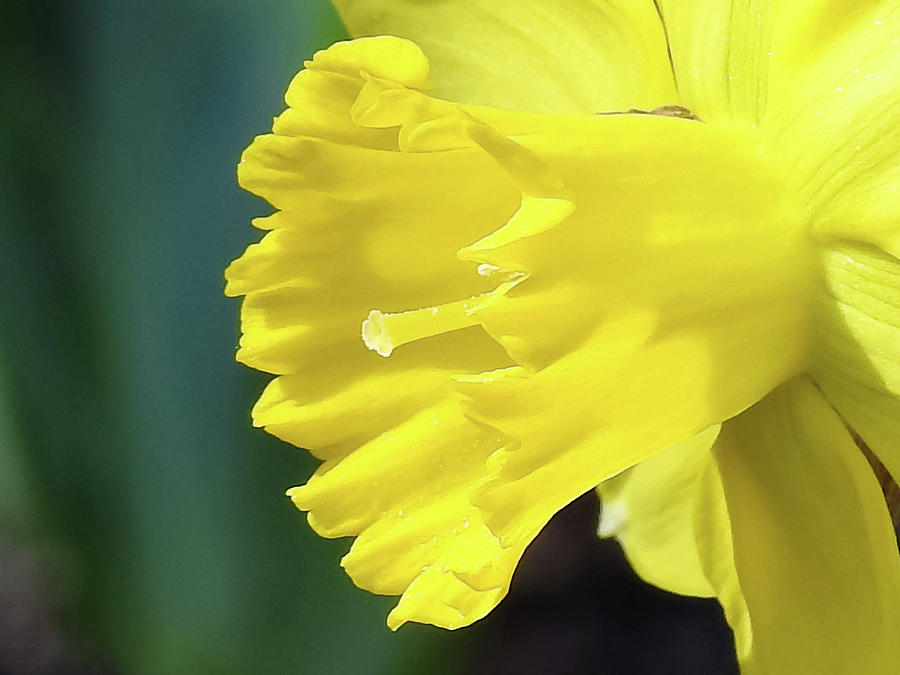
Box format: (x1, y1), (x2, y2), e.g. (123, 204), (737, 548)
(362, 295), (487, 357)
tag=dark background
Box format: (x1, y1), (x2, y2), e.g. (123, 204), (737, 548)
(1, 2), (736, 673)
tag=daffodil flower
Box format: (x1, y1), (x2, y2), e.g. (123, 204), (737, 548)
(226, 1), (900, 671)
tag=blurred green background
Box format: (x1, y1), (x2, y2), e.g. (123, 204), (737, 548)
(1, 2), (737, 673)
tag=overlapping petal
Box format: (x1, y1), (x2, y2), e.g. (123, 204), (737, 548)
(654, 0), (900, 262)
(712, 379), (900, 674)
(596, 426), (720, 598)
(763, 2), (900, 257)
(332, 0), (676, 114)
(811, 243), (900, 485)
(693, 455), (752, 667)
(601, 378), (900, 673)
(655, 1), (899, 134)
(655, 0), (775, 124)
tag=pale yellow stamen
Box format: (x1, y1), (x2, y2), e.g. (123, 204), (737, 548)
(362, 296), (487, 357)
(476, 263), (527, 283)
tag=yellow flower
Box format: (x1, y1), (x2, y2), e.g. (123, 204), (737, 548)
(226, 1), (900, 671)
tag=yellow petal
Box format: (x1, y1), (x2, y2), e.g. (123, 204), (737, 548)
(811, 243), (900, 484)
(693, 456), (754, 668)
(598, 426), (757, 664)
(713, 378), (900, 674)
(453, 114), (812, 553)
(762, 4), (900, 257)
(654, 0), (775, 124)
(768, 1), (891, 75)
(596, 426), (720, 599)
(655, 0), (900, 153)
(331, 0), (676, 113)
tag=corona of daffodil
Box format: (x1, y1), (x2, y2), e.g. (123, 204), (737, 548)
(227, 1), (900, 672)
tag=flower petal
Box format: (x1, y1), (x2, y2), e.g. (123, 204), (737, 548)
(692, 455), (753, 667)
(712, 378), (900, 674)
(654, 0), (776, 123)
(596, 425), (720, 599)
(454, 113), (812, 553)
(655, 1), (900, 142)
(331, 0), (676, 113)
(812, 242), (900, 485)
(762, 3), (900, 257)
(599, 425), (757, 664)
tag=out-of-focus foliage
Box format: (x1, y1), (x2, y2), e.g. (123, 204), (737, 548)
(0, 1), (471, 672)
